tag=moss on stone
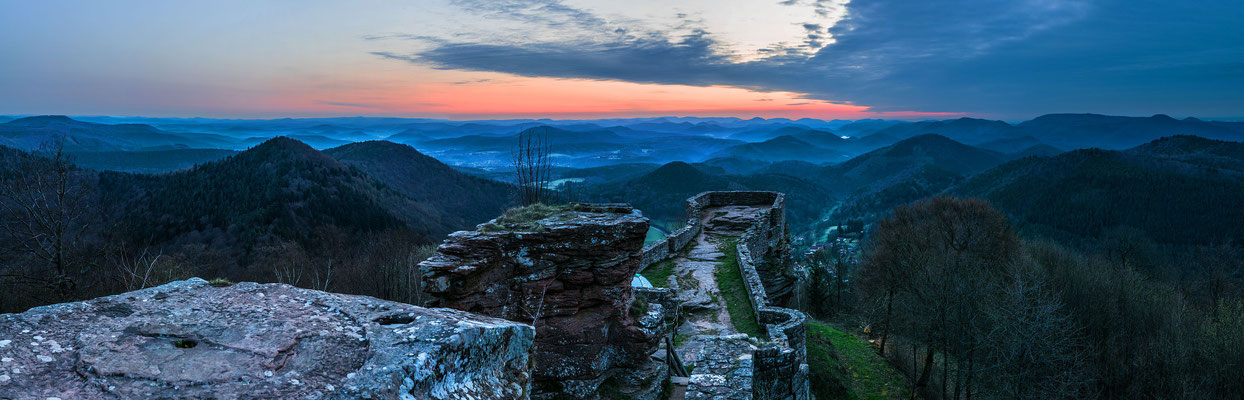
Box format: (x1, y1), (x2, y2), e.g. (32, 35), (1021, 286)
(629, 300), (650, 319)
(479, 203), (574, 232)
(713, 239), (763, 338)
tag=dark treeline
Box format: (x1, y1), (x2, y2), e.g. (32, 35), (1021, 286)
(0, 140), (439, 313)
(804, 196), (1244, 399)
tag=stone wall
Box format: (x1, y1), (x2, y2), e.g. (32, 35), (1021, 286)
(0, 278), (534, 400)
(420, 203), (663, 399)
(638, 191), (809, 400)
(638, 219), (701, 271)
(726, 192), (808, 400)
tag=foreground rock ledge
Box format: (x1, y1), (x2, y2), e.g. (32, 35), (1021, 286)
(0, 278), (534, 400)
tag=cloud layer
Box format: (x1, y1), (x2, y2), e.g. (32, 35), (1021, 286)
(375, 0), (1244, 117)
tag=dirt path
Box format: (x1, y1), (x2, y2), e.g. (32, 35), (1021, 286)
(669, 204), (771, 366)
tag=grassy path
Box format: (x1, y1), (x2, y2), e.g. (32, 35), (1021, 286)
(807, 321), (911, 400)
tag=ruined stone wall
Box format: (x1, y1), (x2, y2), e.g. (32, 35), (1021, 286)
(0, 278), (534, 400)
(640, 191), (809, 400)
(721, 192), (808, 400)
(420, 204), (663, 399)
(638, 218), (701, 271)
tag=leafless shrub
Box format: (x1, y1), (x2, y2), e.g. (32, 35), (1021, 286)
(512, 127), (551, 206)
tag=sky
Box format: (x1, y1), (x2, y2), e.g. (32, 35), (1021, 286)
(0, 0), (1240, 120)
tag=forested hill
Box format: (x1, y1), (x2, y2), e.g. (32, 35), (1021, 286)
(592, 161), (832, 227)
(816, 134), (1009, 222)
(100, 137), (422, 252)
(953, 135), (1244, 245)
(323, 140), (515, 233)
(818, 134), (1008, 193)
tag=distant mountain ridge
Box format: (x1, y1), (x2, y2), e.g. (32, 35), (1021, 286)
(1015, 114), (1244, 150)
(0, 115), (234, 151)
(712, 135), (848, 163)
(865, 117), (1019, 145)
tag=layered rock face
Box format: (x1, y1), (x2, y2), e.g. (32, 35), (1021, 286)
(422, 204), (659, 398)
(0, 278), (533, 400)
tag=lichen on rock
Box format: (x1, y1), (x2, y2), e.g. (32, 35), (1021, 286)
(0, 278), (533, 400)
(421, 203), (664, 399)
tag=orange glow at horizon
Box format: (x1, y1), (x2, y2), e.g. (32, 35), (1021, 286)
(289, 76), (960, 120)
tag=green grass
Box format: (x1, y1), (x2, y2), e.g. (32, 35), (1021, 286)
(807, 321), (910, 400)
(479, 203), (573, 232)
(712, 239), (764, 338)
(629, 300), (649, 319)
(677, 271), (700, 290)
(640, 260), (676, 288)
(207, 278), (234, 287)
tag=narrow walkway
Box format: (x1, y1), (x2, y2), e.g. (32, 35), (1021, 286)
(668, 204), (771, 367)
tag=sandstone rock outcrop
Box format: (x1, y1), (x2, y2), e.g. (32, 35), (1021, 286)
(0, 278), (533, 400)
(421, 203), (661, 398)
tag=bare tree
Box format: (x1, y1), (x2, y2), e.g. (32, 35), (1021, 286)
(980, 275), (1089, 400)
(312, 259), (334, 292)
(512, 127), (552, 206)
(258, 240), (308, 286)
(114, 247), (178, 291)
(858, 196), (1021, 398)
(273, 263), (304, 286)
(0, 140), (97, 301)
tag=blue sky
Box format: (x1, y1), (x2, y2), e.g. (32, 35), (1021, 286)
(0, 0), (1240, 119)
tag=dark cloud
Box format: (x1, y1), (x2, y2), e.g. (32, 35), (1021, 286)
(378, 0), (1244, 116)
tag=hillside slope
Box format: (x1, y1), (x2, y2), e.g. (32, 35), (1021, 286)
(101, 137), (428, 252)
(822, 134), (1007, 193)
(954, 136), (1244, 244)
(324, 140), (514, 232)
(821, 135), (1009, 221)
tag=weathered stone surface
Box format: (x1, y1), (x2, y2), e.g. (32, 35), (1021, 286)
(686, 335), (757, 400)
(0, 278), (533, 400)
(421, 204), (660, 399)
(704, 205), (769, 233)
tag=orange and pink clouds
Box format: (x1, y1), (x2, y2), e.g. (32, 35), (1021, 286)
(298, 76), (959, 120)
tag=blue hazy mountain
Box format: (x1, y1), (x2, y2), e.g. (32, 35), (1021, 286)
(0, 115), (235, 151)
